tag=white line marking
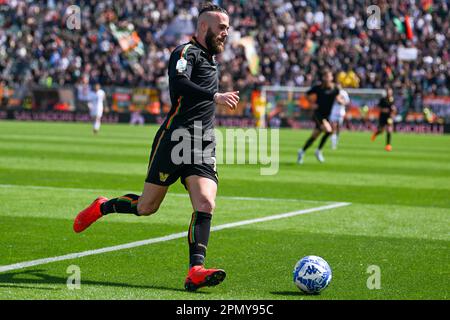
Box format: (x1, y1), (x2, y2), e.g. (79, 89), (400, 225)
(0, 184), (329, 203)
(0, 202), (350, 273)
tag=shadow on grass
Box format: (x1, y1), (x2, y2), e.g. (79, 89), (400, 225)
(270, 290), (314, 297)
(0, 269), (207, 295)
(0, 284), (58, 291)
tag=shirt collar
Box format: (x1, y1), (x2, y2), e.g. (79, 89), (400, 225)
(190, 36), (215, 61)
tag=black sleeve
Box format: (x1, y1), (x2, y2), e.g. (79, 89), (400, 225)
(169, 45), (195, 79)
(169, 46), (216, 101)
(334, 87), (340, 97)
(172, 76), (216, 100)
(307, 85), (317, 95)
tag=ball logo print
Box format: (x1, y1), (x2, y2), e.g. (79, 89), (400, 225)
(303, 265), (320, 276)
(293, 256), (332, 294)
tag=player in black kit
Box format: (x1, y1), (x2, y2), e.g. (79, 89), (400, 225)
(73, 3), (239, 291)
(297, 70), (345, 164)
(371, 87), (396, 151)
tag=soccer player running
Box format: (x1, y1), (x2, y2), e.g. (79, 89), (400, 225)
(89, 83), (106, 135)
(371, 87), (396, 151)
(73, 3), (239, 291)
(330, 88), (350, 150)
(297, 70), (345, 164)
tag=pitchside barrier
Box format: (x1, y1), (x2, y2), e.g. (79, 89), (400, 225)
(260, 86), (448, 134)
(0, 84), (448, 134)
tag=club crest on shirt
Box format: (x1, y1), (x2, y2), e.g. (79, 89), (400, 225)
(176, 58), (187, 73)
(159, 172), (169, 182)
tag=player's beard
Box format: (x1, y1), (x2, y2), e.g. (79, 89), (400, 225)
(205, 27), (225, 55)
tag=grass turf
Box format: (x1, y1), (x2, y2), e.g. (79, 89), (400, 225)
(0, 121), (448, 300)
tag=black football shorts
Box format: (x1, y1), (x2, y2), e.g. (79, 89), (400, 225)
(145, 128), (218, 188)
(313, 115), (329, 130)
(378, 115), (392, 128)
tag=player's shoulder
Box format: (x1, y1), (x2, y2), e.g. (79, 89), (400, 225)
(171, 42), (201, 59)
(332, 83), (340, 93)
(378, 96), (387, 104)
(308, 83), (321, 92)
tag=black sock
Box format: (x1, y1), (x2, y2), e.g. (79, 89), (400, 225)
(100, 194), (140, 216)
(188, 211), (212, 267)
(386, 132), (391, 145)
(302, 136), (316, 151)
(318, 133), (331, 150)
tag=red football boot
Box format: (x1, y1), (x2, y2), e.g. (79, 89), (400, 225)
(371, 132), (377, 142)
(385, 144), (392, 152)
(184, 265), (226, 291)
(73, 197), (108, 233)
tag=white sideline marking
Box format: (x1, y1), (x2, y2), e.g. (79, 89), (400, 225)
(0, 202), (350, 273)
(0, 184), (328, 203)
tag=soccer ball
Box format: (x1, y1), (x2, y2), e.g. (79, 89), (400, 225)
(293, 255), (332, 294)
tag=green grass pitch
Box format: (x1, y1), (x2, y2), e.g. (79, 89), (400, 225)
(0, 121), (448, 300)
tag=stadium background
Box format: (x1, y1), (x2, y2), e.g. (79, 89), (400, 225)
(0, 0), (449, 301)
(0, 0), (449, 132)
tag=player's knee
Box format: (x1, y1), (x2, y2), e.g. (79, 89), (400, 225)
(137, 201), (160, 216)
(196, 198), (215, 214)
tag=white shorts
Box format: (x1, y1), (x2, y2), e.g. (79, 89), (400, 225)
(90, 106), (103, 118)
(330, 113), (344, 125)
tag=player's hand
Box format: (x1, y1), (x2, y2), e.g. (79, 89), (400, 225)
(336, 94), (346, 106)
(214, 91), (240, 110)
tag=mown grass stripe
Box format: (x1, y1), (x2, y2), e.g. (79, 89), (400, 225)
(0, 202), (350, 273)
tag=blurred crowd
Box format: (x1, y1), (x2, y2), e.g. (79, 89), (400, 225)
(0, 0), (449, 111)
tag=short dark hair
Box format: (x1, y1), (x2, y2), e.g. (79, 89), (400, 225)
(198, 2), (228, 17)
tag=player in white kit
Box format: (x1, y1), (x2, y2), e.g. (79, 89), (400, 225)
(329, 89), (350, 149)
(89, 84), (106, 134)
